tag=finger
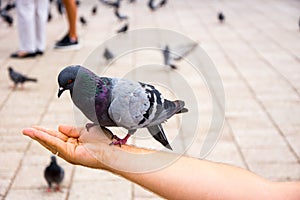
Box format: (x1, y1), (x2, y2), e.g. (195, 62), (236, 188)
(23, 128), (58, 153)
(24, 127), (66, 154)
(58, 125), (81, 138)
(32, 126), (68, 142)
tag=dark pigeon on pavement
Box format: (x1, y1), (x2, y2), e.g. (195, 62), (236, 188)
(44, 156), (65, 192)
(8, 67), (37, 89)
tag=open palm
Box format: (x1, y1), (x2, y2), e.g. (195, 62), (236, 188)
(23, 125), (114, 170)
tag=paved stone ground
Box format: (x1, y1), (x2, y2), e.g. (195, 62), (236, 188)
(0, 0), (300, 199)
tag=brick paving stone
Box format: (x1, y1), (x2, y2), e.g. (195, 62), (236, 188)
(68, 180), (131, 200)
(0, 0), (299, 199)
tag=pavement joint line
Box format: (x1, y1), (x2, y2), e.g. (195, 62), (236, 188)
(169, 1), (226, 158)
(224, 22), (300, 99)
(65, 166), (76, 200)
(205, 1), (300, 164)
(209, 27), (300, 164)
(2, 86), (57, 199)
(186, 1), (250, 169)
(222, 1), (300, 98)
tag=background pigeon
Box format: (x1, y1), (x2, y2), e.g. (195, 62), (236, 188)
(218, 12), (225, 23)
(44, 156), (64, 192)
(91, 5), (98, 15)
(163, 45), (177, 69)
(148, 0), (156, 11)
(117, 23), (129, 33)
(162, 43), (198, 69)
(8, 67), (37, 89)
(79, 16), (87, 26)
(57, 65), (188, 150)
(114, 8), (128, 21)
(0, 11), (13, 26)
(159, 0), (167, 7)
(56, 0), (64, 15)
(103, 48), (114, 61)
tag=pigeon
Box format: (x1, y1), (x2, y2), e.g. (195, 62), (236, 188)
(117, 23), (129, 33)
(103, 48), (114, 61)
(48, 10), (52, 22)
(162, 43), (198, 69)
(218, 12), (225, 23)
(75, 0), (81, 6)
(114, 8), (128, 21)
(57, 65), (188, 150)
(1, 11), (13, 26)
(163, 45), (177, 69)
(44, 156), (64, 192)
(8, 67), (37, 89)
(148, 0), (156, 11)
(3, 2), (16, 12)
(79, 16), (87, 26)
(91, 5), (98, 15)
(159, 0), (167, 7)
(56, 0), (64, 15)
(100, 0), (121, 9)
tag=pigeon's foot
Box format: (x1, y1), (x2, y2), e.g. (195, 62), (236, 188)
(46, 187), (52, 192)
(55, 186), (61, 192)
(170, 64), (177, 69)
(85, 123), (99, 131)
(109, 134), (131, 147)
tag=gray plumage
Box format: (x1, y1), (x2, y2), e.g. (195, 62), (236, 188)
(57, 65), (188, 150)
(8, 67), (37, 88)
(163, 45), (177, 69)
(44, 156), (64, 192)
(162, 43), (198, 69)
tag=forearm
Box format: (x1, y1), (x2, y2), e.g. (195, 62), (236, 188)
(101, 146), (300, 200)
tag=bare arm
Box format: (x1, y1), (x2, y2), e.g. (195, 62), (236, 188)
(22, 125), (300, 200)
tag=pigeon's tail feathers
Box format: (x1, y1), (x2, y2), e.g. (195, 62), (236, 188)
(26, 77), (37, 82)
(172, 100), (188, 113)
(176, 107), (188, 114)
(147, 124), (172, 150)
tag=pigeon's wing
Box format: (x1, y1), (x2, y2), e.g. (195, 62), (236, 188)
(109, 79), (185, 129)
(58, 167), (64, 184)
(108, 79), (151, 129)
(10, 70), (25, 83)
(170, 42), (198, 61)
(147, 124), (172, 150)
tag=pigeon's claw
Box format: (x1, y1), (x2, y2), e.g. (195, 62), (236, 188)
(46, 188), (52, 192)
(55, 186), (61, 192)
(85, 123), (99, 131)
(109, 134), (131, 147)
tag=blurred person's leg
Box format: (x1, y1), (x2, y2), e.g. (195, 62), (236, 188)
(35, 0), (49, 54)
(54, 0), (79, 49)
(63, 0), (77, 40)
(16, 0), (35, 54)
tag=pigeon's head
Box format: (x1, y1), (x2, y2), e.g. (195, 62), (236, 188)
(51, 155), (57, 163)
(8, 66), (13, 72)
(58, 65), (80, 98)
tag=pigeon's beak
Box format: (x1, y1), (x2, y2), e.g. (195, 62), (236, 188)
(58, 87), (65, 98)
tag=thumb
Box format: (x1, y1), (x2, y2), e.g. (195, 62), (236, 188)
(58, 125), (81, 137)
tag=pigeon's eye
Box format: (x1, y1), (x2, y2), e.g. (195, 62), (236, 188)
(67, 79), (73, 84)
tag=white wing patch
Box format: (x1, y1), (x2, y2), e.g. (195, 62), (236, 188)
(108, 78), (166, 129)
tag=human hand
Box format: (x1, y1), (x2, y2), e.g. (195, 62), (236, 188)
(22, 125), (117, 170)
